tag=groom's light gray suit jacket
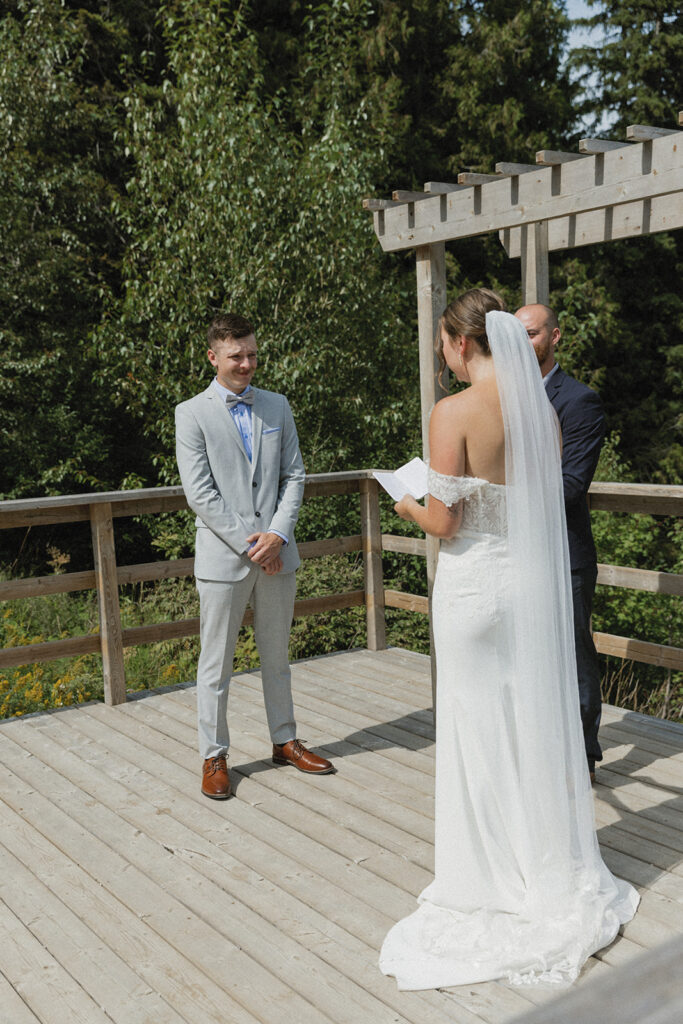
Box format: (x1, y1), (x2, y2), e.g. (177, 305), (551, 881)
(175, 385), (306, 582)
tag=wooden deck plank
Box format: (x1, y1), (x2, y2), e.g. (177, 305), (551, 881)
(22, 708), (509, 1024)
(0, 649), (681, 1024)
(601, 701), (683, 736)
(214, 669), (683, 871)
(220, 669), (436, 794)
(39, 704), (497, 1024)
(114, 684), (683, 933)
(181, 676), (683, 933)
(0, 793), (262, 1024)
(0, 898), (113, 1024)
(0, 710), (486, 1024)
(600, 721), (683, 764)
(0, 729), (338, 1024)
(0, 737), (395, 1024)
(166, 685), (436, 842)
(109, 696), (432, 896)
(0, 970), (41, 1024)
(101, 671), (683, 913)
(72, 728), (541, 1024)
(0, 828), (187, 1024)
(109, 686), (681, 1013)
(184, 678), (683, 889)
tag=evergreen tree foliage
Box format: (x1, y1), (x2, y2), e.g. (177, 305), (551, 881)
(437, 0), (574, 174)
(566, 0), (683, 484)
(572, 0), (682, 131)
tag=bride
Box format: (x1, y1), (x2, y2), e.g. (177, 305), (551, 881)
(379, 288), (638, 990)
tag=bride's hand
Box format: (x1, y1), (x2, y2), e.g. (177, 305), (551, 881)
(394, 495), (420, 521)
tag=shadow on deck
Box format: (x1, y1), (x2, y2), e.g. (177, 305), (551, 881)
(0, 648), (682, 1024)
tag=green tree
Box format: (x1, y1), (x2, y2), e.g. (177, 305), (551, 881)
(100, 0), (416, 499)
(0, 0), (164, 502)
(565, 0), (683, 484)
(572, 0), (682, 131)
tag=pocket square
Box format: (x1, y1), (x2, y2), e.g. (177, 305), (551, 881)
(263, 426), (281, 435)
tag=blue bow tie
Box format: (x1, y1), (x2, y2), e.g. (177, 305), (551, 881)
(224, 389), (254, 408)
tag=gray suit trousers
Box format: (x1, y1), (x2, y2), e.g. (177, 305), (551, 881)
(196, 568), (297, 760)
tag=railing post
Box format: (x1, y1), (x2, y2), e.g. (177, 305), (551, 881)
(360, 478), (386, 651)
(90, 502), (126, 705)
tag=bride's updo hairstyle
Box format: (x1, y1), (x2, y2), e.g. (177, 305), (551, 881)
(437, 287), (505, 381)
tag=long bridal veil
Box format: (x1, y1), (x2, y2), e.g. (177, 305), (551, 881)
(489, 311), (638, 944)
(379, 310), (638, 990)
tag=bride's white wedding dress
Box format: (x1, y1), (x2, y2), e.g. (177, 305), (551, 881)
(379, 313), (638, 991)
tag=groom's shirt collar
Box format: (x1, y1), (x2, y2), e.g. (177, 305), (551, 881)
(212, 378), (253, 402)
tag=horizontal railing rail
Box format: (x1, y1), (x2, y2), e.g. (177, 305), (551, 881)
(0, 475), (681, 702)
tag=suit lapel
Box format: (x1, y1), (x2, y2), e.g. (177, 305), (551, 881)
(250, 388), (264, 478)
(546, 366), (564, 407)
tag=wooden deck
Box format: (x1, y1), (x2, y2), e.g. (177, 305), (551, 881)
(1, 647), (682, 1024)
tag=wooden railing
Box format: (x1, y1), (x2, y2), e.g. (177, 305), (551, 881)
(0, 473), (681, 705)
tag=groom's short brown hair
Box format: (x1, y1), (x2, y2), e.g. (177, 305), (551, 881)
(208, 313), (254, 347)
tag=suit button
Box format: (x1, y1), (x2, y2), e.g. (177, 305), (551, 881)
(252, 481), (257, 488)
(255, 511), (261, 517)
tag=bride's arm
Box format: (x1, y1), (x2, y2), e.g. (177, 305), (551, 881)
(394, 398), (465, 539)
(394, 491), (463, 538)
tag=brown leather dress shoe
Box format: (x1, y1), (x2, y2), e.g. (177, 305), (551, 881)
(201, 755), (231, 799)
(272, 739), (335, 774)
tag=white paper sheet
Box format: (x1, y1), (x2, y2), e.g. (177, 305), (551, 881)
(373, 457), (428, 502)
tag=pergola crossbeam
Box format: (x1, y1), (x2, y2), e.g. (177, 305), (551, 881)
(457, 172), (500, 184)
(626, 124), (679, 141)
(495, 162), (540, 175)
(362, 198), (404, 211)
(424, 181), (468, 193)
(536, 150), (585, 164)
(369, 131), (682, 252)
(392, 190), (433, 202)
(500, 194), (683, 257)
(579, 138), (631, 153)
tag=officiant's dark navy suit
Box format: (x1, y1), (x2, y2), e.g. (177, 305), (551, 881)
(546, 366), (605, 768)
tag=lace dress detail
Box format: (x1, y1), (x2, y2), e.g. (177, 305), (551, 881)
(428, 468), (506, 537)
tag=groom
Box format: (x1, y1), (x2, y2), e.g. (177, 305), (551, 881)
(175, 312), (334, 799)
(516, 304), (606, 783)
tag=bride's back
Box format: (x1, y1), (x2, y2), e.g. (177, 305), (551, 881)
(431, 377), (506, 486)
(460, 378), (506, 484)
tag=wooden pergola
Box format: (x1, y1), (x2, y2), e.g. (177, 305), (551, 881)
(363, 114), (683, 686)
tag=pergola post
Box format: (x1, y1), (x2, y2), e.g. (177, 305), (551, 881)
(520, 220), (550, 305)
(416, 243), (448, 714)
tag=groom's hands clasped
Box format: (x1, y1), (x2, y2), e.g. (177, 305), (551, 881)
(246, 531), (284, 574)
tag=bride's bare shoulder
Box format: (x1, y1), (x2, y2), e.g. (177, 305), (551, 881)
(431, 391), (469, 422)
(432, 383), (496, 422)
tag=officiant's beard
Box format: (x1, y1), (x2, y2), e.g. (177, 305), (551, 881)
(532, 335), (553, 369)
